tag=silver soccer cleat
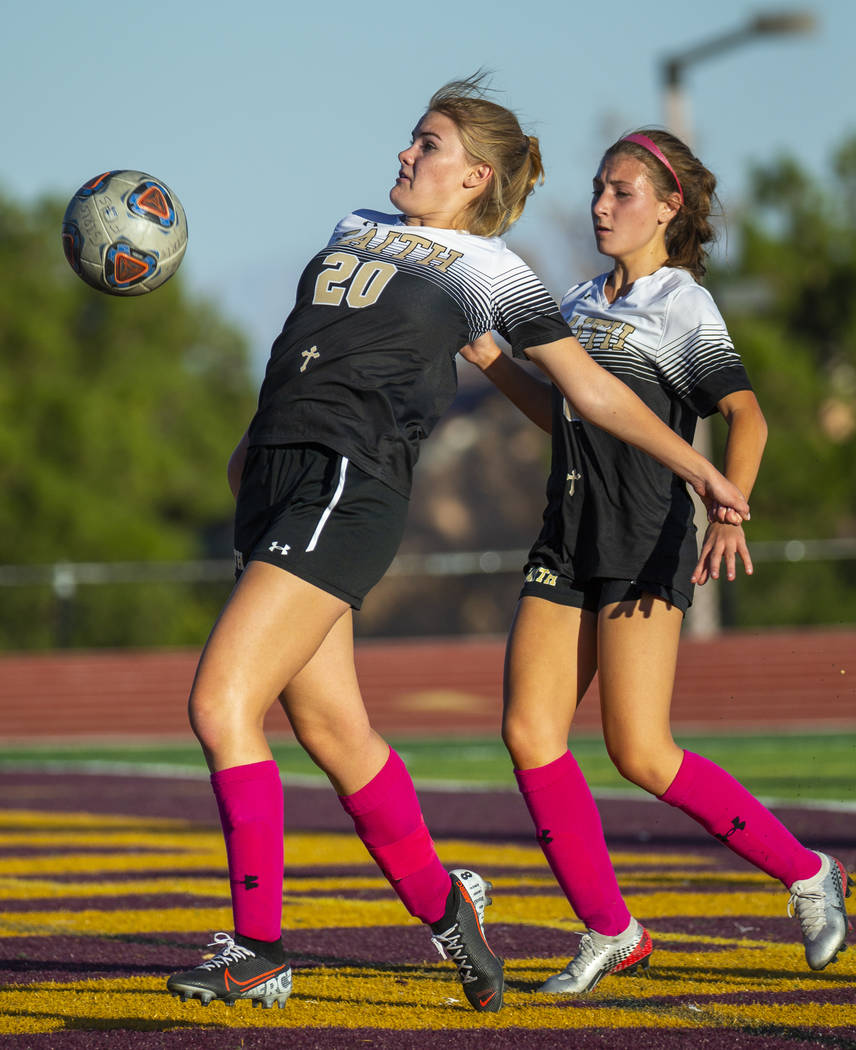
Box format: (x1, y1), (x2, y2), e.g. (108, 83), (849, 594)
(538, 917), (653, 994)
(788, 851), (854, 970)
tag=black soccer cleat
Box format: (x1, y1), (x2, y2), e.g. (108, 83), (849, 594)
(430, 868), (504, 1012)
(167, 932), (292, 1008)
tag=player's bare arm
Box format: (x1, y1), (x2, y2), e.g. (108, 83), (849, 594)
(525, 335), (750, 523)
(460, 332), (553, 433)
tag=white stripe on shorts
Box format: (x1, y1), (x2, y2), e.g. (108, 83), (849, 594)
(305, 456), (349, 552)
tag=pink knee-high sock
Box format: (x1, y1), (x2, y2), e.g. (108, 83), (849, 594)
(516, 751), (631, 936)
(211, 759), (284, 942)
(659, 751), (820, 886)
(339, 749), (451, 924)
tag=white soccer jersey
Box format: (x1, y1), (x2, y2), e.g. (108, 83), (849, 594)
(530, 266), (753, 591)
(249, 210), (568, 496)
(561, 267), (747, 422)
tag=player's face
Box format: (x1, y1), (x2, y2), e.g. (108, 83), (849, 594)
(591, 154), (677, 265)
(390, 111), (480, 228)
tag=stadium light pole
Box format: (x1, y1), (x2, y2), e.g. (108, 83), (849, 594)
(663, 11), (816, 141)
(659, 8), (816, 638)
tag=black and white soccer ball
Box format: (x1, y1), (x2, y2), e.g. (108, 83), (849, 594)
(61, 170), (188, 296)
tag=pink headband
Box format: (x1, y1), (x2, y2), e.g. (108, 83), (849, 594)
(621, 133), (684, 205)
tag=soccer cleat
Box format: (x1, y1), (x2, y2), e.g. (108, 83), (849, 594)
(787, 851), (854, 970)
(430, 868), (504, 1012)
(538, 918), (653, 994)
(167, 932), (292, 1008)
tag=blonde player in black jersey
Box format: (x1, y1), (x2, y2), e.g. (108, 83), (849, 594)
(463, 129), (852, 996)
(166, 85), (751, 1014)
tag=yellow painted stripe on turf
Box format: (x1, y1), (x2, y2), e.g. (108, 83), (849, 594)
(0, 870), (770, 903)
(0, 830), (221, 848)
(703, 1001), (856, 1028)
(434, 840), (708, 869)
(0, 874), (392, 900)
(0, 831), (712, 879)
(490, 890), (788, 925)
(0, 895), (426, 937)
(0, 876), (230, 899)
(0, 816), (711, 870)
(0, 852), (228, 875)
(0, 810), (186, 829)
(0, 887), (816, 940)
(0, 889), (793, 940)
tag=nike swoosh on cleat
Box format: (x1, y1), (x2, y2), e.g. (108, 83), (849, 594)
(478, 992), (497, 1007)
(223, 965), (286, 991)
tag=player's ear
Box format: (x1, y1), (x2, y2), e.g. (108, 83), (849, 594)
(464, 163), (493, 190)
(657, 192), (681, 225)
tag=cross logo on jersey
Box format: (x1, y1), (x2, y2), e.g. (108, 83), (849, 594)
(300, 346), (320, 372)
(567, 470), (582, 495)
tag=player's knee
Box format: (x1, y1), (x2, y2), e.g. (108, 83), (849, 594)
(503, 711), (563, 771)
(292, 717), (369, 774)
(607, 743), (676, 795)
(290, 721), (332, 767)
(188, 691), (242, 754)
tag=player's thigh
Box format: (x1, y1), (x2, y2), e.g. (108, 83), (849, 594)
(190, 560), (349, 734)
(503, 595), (597, 756)
(280, 610), (370, 744)
(279, 612), (390, 793)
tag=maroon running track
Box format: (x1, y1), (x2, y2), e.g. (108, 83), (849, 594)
(0, 628), (854, 740)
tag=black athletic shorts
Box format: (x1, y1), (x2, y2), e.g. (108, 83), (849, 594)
(233, 443), (409, 609)
(520, 563), (691, 614)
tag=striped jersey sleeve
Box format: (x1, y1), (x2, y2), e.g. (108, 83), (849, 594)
(491, 253), (568, 353)
(657, 282), (752, 416)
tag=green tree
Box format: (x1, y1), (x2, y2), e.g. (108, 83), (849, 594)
(0, 192), (257, 648)
(709, 137), (856, 627)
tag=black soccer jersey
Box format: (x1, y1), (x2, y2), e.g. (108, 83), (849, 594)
(248, 210), (569, 497)
(532, 266), (753, 590)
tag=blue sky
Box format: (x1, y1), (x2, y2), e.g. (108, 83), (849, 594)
(3, 0), (852, 373)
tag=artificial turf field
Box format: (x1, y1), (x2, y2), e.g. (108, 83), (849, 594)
(0, 765), (854, 1049)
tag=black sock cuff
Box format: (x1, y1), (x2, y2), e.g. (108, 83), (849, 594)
(430, 876), (459, 931)
(234, 932), (285, 965)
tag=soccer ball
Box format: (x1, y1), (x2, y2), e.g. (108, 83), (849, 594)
(61, 170), (188, 296)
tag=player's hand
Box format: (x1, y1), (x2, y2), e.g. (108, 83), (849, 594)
(695, 472), (750, 524)
(460, 331), (502, 371)
(692, 521), (754, 585)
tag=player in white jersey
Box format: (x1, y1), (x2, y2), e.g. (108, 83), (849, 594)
(464, 129), (852, 994)
(166, 86), (751, 1015)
